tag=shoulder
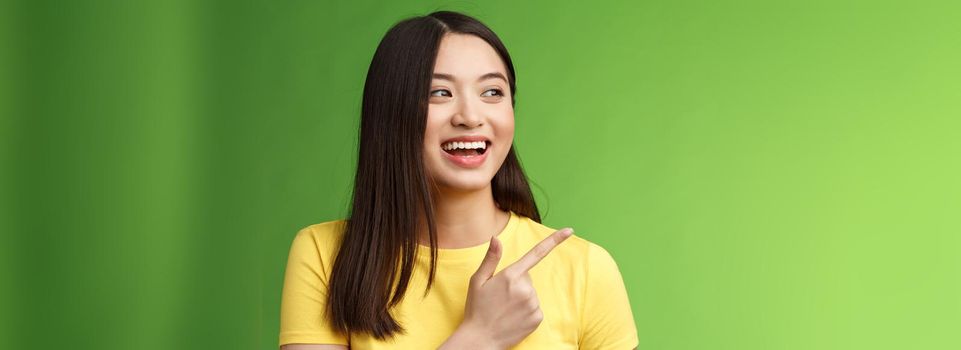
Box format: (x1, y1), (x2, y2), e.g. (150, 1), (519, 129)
(288, 219), (348, 261)
(297, 219), (348, 240)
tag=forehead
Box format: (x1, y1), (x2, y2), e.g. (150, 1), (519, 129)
(432, 33), (507, 79)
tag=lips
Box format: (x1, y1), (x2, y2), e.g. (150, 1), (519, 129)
(440, 135), (491, 168)
(440, 135), (490, 145)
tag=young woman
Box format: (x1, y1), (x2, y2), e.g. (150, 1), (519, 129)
(279, 11), (638, 350)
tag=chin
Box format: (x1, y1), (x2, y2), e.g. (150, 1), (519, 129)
(435, 175), (494, 193)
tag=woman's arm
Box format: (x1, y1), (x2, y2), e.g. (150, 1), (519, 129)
(280, 344), (348, 350)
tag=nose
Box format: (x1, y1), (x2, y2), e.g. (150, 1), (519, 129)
(450, 96), (483, 129)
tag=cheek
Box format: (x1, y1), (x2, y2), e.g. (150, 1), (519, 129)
(423, 110), (444, 148)
(493, 106), (515, 140)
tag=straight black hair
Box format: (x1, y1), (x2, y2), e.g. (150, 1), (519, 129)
(326, 10), (541, 339)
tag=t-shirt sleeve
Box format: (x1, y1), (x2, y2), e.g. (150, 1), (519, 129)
(578, 242), (639, 349)
(278, 225), (349, 347)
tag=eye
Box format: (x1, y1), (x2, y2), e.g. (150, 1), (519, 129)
(430, 89), (451, 97)
(481, 88), (504, 97)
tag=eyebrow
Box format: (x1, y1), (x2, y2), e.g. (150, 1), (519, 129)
(432, 72), (508, 84)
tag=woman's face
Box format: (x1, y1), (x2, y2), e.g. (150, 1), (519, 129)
(423, 33), (515, 193)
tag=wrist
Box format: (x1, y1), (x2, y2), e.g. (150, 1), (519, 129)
(438, 321), (500, 350)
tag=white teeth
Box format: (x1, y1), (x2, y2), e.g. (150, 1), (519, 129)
(442, 140), (488, 150)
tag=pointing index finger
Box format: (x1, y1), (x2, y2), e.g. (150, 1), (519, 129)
(507, 228), (574, 273)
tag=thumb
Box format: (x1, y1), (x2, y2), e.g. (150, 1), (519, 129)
(471, 236), (502, 285)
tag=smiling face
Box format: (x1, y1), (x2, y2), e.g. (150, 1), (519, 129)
(423, 33), (515, 193)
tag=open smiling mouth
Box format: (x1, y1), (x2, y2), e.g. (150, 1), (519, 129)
(442, 141), (490, 157)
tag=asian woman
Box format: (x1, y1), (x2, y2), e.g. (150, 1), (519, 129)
(279, 10), (638, 350)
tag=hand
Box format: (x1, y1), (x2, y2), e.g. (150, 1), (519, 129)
(454, 228), (574, 349)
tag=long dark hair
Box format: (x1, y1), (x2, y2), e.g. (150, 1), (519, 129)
(326, 11), (540, 339)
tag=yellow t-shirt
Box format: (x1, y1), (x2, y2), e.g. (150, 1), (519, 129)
(279, 211), (638, 349)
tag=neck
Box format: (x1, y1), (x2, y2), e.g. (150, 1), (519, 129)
(419, 184), (510, 249)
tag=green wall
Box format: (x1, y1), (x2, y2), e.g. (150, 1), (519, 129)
(3, 1), (959, 349)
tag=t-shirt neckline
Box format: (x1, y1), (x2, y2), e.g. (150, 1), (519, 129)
(415, 211), (519, 262)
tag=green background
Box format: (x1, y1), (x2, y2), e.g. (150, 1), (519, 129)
(3, 0), (960, 349)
